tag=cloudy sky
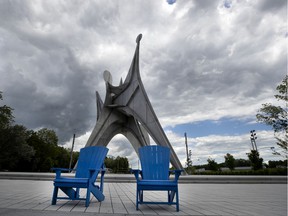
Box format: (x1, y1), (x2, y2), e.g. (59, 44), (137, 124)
(0, 0), (286, 167)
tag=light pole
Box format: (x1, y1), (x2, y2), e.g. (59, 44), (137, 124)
(184, 132), (189, 162)
(250, 130), (258, 151)
(69, 133), (76, 171)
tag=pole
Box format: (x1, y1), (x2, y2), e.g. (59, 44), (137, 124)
(250, 130), (258, 151)
(69, 133), (76, 171)
(184, 132), (188, 162)
(250, 138), (255, 150)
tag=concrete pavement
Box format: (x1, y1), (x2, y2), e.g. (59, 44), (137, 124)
(0, 179), (287, 216)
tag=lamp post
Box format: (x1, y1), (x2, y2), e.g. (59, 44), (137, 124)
(184, 132), (189, 162)
(250, 130), (258, 151)
(69, 133), (76, 171)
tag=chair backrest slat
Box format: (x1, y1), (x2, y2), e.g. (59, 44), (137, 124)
(139, 145), (170, 180)
(75, 146), (108, 180)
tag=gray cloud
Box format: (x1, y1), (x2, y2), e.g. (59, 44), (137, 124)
(258, 0), (286, 12)
(0, 0), (286, 151)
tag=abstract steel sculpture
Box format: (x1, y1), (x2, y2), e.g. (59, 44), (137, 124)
(85, 34), (183, 171)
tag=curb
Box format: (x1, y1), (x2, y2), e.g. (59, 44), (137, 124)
(0, 172), (286, 184)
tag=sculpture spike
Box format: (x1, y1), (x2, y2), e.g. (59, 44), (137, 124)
(96, 91), (103, 121)
(136, 34), (142, 43)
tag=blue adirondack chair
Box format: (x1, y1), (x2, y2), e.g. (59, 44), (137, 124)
(132, 145), (183, 211)
(51, 146), (108, 207)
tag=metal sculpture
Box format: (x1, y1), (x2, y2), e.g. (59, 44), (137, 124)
(85, 34), (183, 171)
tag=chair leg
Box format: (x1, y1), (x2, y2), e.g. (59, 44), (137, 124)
(168, 191), (170, 204)
(52, 186), (58, 205)
(90, 184), (105, 202)
(60, 187), (76, 199)
(176, 189), (179, 212)
(100, 170), (105, 192)
(76, 188), (80, 198)
(136, 189), (139, 210)
(85, 188), (91, 207)
(140, 190), (143, 202)
(170, 190), (176, 203)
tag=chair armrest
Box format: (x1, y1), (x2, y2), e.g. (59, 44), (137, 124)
(100, 167), (106, 174)
(51, 168), (75, 178)
(100, 164), (106, 176)
(130, 169), (142, 181)
(169, 169), (184, 181)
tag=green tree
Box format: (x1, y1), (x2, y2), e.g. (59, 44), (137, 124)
(247, 150), (263, 171)
(0, 91), (14, 129)
(256, 75), (287, 157)
(104, 156), (115, 171)
(27, 129), (68, 172)
(207, 158), (219, 171)
(234, 158), (251, 167)
(224, 153), (236, 171)
(0, 125), (35, 171)
(0, 93), (35, 171)
(117, 156), (129, 173)
(104, 156), (129, 173)
(36, 128), (58, 146)
(268, 160), (287, 168)
(54, 147), (71, 169)
(0, 92), (73, 172)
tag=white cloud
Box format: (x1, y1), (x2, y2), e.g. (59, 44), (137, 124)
(165, 130), (280, 166)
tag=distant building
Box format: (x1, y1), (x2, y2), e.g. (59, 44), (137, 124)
(220, 167), (252, 171)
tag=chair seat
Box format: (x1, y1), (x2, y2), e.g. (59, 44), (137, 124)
(138, 180), (176, 186)
(54, 177), (90, 188)
(137, 180), (177, 191)
(54, 177), (89, 184)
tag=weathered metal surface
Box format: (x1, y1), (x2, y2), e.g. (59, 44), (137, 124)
(85, 34), (183, 171)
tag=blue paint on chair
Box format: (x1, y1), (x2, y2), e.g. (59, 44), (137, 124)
(132, 145), (183, 211)
(51, 146), (108, 207)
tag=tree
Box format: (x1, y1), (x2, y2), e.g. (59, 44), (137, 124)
(0, 92), (74, 172)
(207, 158), (219, 171)
(36, 128), (58, 146)
(104, 156), (130, 173)
(256, 75), (287, 157)
(268, 160), (287, 168)
(234, 158), (251, 167)
(0, 93), (35, 171)
(0, 124), (35, 171)
(247, 150), (263, 171)
(116, 156), (129, 173)
(0, 91), (14, 129)
(224, 153), (235, 171)
(27, 130), (68, 172)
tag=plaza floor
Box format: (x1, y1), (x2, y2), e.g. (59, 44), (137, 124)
(0, 179), (287, 216)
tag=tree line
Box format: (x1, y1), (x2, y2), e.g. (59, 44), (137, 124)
(0, 92), (129, 173)
(192, 153), (287, 172)
(0, 91), (79, 172)
(105, 156), (129, 173)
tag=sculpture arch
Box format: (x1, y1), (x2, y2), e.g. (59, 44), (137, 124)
(85, 34), (183, 171)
